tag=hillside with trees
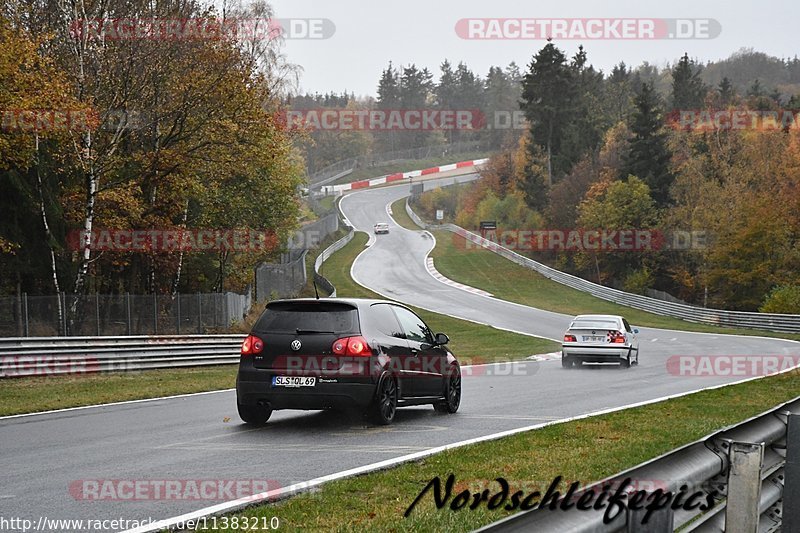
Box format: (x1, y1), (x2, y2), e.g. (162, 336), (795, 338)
(410, 44), (800, 313)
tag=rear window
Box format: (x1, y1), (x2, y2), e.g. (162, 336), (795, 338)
(570, 320), (619, 330)
(254, 302), (359, 334)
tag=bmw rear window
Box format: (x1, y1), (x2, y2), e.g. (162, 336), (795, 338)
(570, 320), (619, 330)
(254, 302), (359, 334)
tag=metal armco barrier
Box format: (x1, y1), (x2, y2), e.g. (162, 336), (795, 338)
(313, 228), (355, 298)
(476, 397), (800, 532)
(0, 334), (244, 377)
(405, 200), (800, 334)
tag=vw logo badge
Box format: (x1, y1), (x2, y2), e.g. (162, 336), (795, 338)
(290, 339), (302, 351)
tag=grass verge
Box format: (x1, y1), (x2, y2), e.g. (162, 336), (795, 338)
(318, 231), (559, 363)
(393, 199), (800, 342)
(0, 366), (236, 417)
(222, 369), (800, 531)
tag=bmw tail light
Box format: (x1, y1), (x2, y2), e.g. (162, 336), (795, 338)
(609, 331), (626, 344)
(564, 334), (577, 342)
(331, 336), (371, 357)
(241, 334), (264, 355)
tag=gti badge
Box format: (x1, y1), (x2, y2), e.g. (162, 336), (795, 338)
(290, 339), (302, 351)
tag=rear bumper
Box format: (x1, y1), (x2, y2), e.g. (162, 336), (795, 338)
(237, 363), (378, 410)
(237, 379), (376, 410)
(562, 344), (632, 363)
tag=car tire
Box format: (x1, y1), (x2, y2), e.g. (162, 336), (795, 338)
(370, 374), (398, 425)
(237, 403), (272, 425)
(620, 354), (631, 368)
(434, 365), (461, 414)
(562, 357), (573, 369)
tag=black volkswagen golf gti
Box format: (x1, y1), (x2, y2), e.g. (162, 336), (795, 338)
(236, 298), (461, 425)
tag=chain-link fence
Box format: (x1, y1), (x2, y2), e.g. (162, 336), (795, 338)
(308, 140), (487, 187)
(0, 292), (251, 337)
(254, 212), (340, 302)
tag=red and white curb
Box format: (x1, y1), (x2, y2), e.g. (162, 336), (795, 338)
(425, 257), (493, 297)
(325, 158), (488, 194)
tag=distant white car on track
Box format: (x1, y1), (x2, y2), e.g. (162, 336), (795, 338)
(561, 314), (639, 368)
(374, 222), (390, 234)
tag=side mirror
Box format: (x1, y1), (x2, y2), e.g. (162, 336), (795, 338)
(434, 332), (450, 345)
(633, 328), (639, 334)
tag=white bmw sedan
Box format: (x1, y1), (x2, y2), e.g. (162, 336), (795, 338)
(561, 314), (639, 368)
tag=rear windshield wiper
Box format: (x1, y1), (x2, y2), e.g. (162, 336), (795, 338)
(295, 328), (336, 334)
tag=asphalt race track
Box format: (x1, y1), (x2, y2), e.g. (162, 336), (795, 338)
(1, 176), (797, 529)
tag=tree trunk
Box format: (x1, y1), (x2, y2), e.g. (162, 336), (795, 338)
(171, 201), (190, 297)
(34, 133), (64, 328)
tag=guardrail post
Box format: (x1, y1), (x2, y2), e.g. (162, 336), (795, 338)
(23, 292), (29, 337)
(783, 414), (800, 532)
(125, 292), (131, 335)
(725, 441), (764, 533)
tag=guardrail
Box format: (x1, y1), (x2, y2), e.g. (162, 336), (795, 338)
(313, 229), (355, 297)
(477, 395), (800, 532)
(405, 200), (800, 334)
(0, 334), (244, 377)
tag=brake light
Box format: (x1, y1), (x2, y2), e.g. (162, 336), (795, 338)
(564, 334), (577, 342)
(331, 336), (371, 357)
(609, 331), (626, 344)
(241, 334), (264, 355)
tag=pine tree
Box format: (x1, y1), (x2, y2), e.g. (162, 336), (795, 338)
(520, 42), (576, 189)
(621, 82), (674, 207)
(718, 77), (735, 105)
(375, 63), (400, 152)
(670, 53), (706, 111)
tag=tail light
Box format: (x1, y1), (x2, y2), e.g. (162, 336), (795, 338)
(564, 334), (577, 342)
(241, 334), (264, 355)
(331, 336), (371, 357)
(609, 331), (626, 344)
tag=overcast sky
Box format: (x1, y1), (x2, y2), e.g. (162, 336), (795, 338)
(268, 0), (798, 97)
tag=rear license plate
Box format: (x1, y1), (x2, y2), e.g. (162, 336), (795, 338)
(272, 376), (316, 388)
(582, 335), (604, 342)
